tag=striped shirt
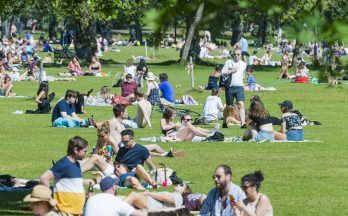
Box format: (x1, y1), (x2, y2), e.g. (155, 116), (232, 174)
(51, 156), (85, 215)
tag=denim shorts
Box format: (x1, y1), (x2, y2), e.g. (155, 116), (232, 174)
(253, 130), (274, 142)
(118, 171), (136, 186)
(286, 129), (304, 141)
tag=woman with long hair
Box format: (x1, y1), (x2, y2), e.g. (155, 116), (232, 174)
(88, 56), (102, 76)
(233, 171), (273, 216)
(26, 81), (55, 114)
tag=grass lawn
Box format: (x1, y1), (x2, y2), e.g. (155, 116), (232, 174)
(0, 46), (348, 215)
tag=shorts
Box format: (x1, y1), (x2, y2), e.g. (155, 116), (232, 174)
(286, 129), (304, 141)
(253, 130), (274, 142)
(118, 172), (136, 186)
(147, 196), (165, 209)
(103, 164), (115, 176)
(225, 86), (245, 105)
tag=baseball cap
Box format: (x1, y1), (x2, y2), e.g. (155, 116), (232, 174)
(215, 65), (222, 71)
(100, 177), (119, 192)
(278, 100), (293, 109)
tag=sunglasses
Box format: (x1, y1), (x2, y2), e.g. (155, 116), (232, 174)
(183, 119), (192, 121)
(241, 184), (252, 190)
(212, 175), (222, 180)
(122, 140), (131, 144)
(233, 54), (241, 56)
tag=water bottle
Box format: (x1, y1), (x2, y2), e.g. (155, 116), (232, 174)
(107, 145), (112, 157)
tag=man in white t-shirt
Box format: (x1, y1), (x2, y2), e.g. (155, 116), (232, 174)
(84, 177), (146, 216)
(202, 88), (224, 124)
(221, 48), (247, 128)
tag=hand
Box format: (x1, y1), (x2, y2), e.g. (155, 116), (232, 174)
(233, 201), (245, 209)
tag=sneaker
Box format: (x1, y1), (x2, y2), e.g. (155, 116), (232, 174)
(241, 124), (247, 129)
(86, 88), (94, 97)
(165, 148), (174, 157)
(222, 123), (228, 128)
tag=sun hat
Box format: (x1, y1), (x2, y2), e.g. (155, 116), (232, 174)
(145, 72), (156, 81)
(23, 185), (56, 207)
(278, 100), (293, 109)
(100, 177), (119, 192)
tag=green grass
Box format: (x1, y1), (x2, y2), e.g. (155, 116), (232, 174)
(1, 46), (348, 215)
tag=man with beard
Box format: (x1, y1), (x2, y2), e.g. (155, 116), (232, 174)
(40, 136), (88, 215)
(200, 165), (246, 216)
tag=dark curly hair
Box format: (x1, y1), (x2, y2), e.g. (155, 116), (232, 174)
(241, 170), (265, 191)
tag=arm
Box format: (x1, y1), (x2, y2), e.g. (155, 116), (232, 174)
(34, 91), (45, 104)
(145, 156), (156, 171)
(143, 191), (175, 205)
(131, 209), (147, 216)
(88, 63), (92, 72)
(39, 170), (54, 187)
(160, 119), (176, 131)
(222, 60), (237, 75)
(280, 115), (286, 133)
(107, 136), (119, 154)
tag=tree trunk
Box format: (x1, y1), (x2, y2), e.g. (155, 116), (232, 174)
(257, 14), (267, 45)
(74, 4), (97, 61)
(291, 40), (302, 68)
(180, 3), (204, 64)
(135, 20), (142, 42)
(48, 15), (58, 40)
(230, 12), (241, 46)
(1, 18), (10, 37)
(173, 19), (177, 43)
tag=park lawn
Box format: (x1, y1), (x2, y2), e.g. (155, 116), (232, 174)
(0, 47), (348, 215)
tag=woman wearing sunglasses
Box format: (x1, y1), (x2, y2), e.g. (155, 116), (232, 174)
(161, 109), (219, 142)
(233, 171), (273, 216)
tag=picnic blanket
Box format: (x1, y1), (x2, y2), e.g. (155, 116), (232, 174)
(224, 136), (322, 143)
(0, 95), (32, 98)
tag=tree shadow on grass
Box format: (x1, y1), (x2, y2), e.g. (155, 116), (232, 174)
(0, 201), (31, 216)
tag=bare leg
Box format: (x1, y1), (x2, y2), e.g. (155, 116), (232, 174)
(274, 131), (286, 140)
(145, 144), (167, 157)
(226, 116), (241, 125)
(128, 176), (145, 190)
(5, 84), (13, 97)
(176, 127), (209, 141)
(124, 192), (148, 209)
(238, 101), (245, 125)
(134, 164), (154, 186)
(80, 154), (109, 173)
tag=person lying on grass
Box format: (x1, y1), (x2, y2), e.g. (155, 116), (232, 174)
(124, 184), (192, 209)
(161, 109), (220, 142)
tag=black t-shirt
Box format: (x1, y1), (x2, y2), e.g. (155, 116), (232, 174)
(115, 144), (150, 170)
(250, 116), (281, 127)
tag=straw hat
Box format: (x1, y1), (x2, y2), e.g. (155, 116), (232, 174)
(145, 72), (157, 81)
(23, 185), (56, 207)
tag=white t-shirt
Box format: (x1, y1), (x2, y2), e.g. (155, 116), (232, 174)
(222, 59), (246, 86)
(125, 66), (137, 79)
(84, 193), (134, 216)
(203, 96), (223, 121)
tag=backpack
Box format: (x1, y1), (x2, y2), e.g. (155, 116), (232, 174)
(219, 74), (232, 88)
(206, 131), (225, 142)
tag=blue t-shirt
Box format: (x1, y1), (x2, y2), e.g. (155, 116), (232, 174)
(159, 81), (175, 102)
(115, 144), (150, 170)
(240, 37), (248, 52)
(52, 99), (75, 122)
(50, 156), (85, 214)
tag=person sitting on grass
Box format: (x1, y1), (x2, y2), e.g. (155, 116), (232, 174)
(274, 100), (304, 141)
(294, 61), (310, 83)
(162, 113), (220, 142)
(159, 73), (175, 104)
(67, 56), (83, 76)
(85, 85), (112, 106)
(121, 73), (138, 99)
(87, 56), (102, 76)
(122, 89), (152, 129)
(222, 104), (242, 128)
(23, 185), (59, 216)
(93, 121), (119, 163)
(145, 72), (162, 106)
(233, 171), (273, 216)
(26, 81), (55, 114)
(124, 184), (192, 210)
(51, 90), (89, 127)
(202, 88), (224, 124)
(0, 75), (16, 97)
(198, 65), (222, 91)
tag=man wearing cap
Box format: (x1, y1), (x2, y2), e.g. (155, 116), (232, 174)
(40, 136), (88, 215)
(221, 48), (247, 129)
(24, 185), (59, 216)
(84, 177), (146, 216)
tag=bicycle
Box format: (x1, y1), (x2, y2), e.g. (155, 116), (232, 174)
(155, 106), (201, 118)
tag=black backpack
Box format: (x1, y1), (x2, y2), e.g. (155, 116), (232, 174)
(206, 131), (225, 142)
(219, 74), (232, 88)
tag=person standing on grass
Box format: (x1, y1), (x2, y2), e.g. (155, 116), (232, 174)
(84, 177), (146, 216)
(221, 48), (247, 129)
(240, 33), (249, 63)
(40, 136), (88, 216)
(51, 90), (88, 127)
(200, 164), (246, 216)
